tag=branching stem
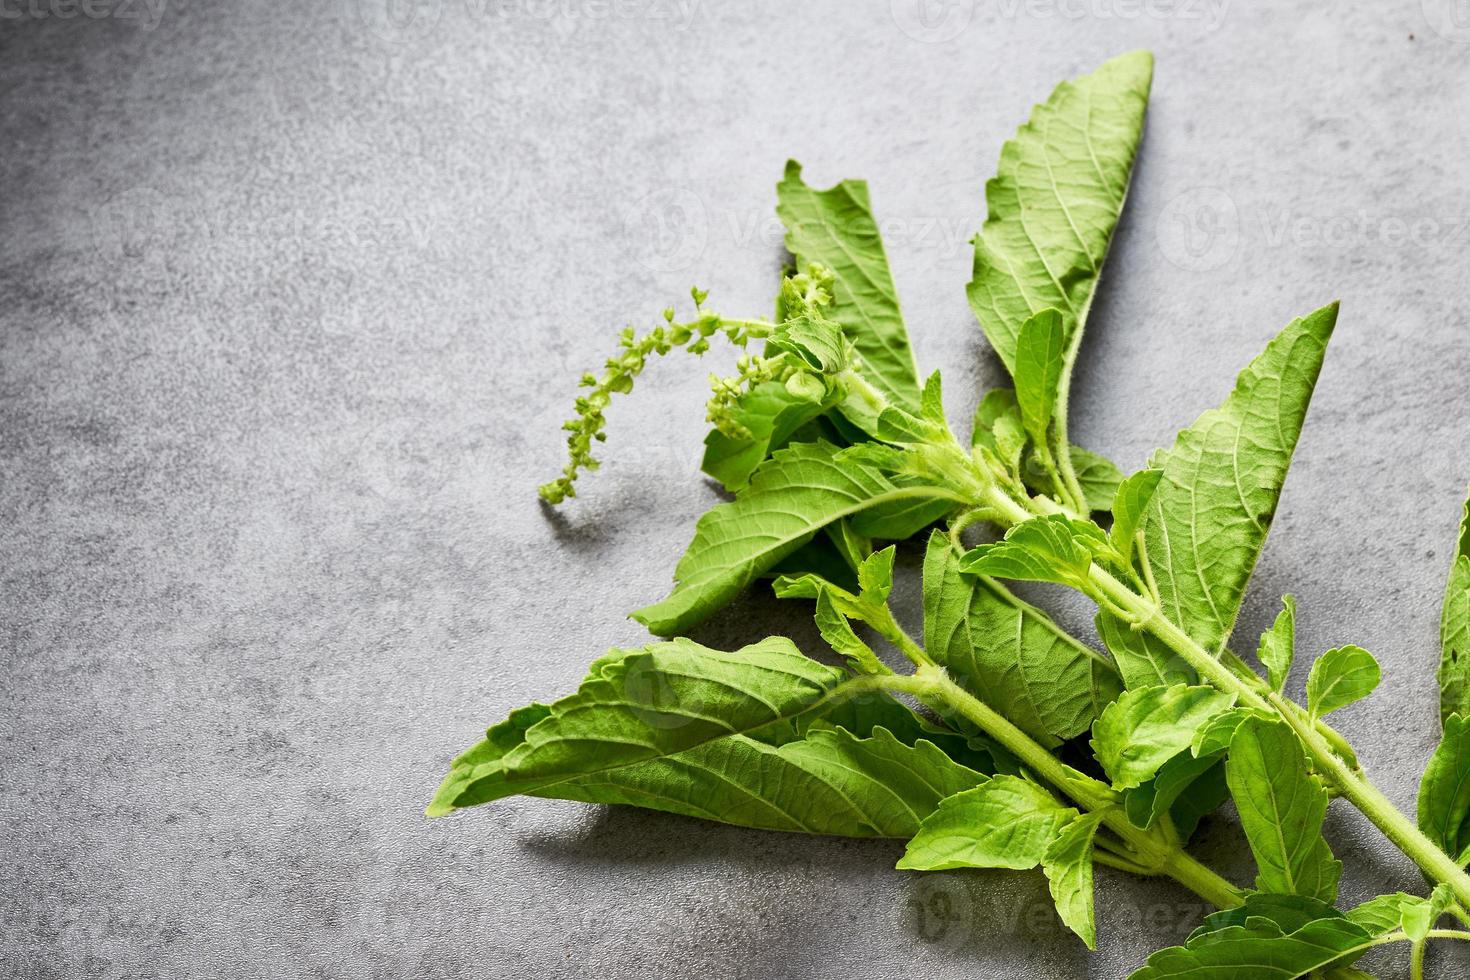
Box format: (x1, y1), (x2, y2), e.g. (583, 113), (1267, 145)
(969, 477), (1470, 911)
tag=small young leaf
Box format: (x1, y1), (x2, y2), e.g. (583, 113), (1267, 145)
(993, 414), (1028, 473)
(1013, 308), (1068, 447)
(1144, 302), (1339, 656)
(897, 775), (1075, 871)
(1439, 488), (1470, 724)
(856, 545), (896, 602)
(766, 314), (849, 373)
(813, 588), (884, 675)
(633, 441), (961, 636)
(777, 161), (920, 410)
(1042, 811), (1105, 949)
(971, 387), (1019, 451)
(1255, 595), (1297, 695)
(1069, 446), (1127, 513)
(1346, 892), (1420, 937)
(1109, 468), (1163, 567)
(1346, 886), (1453, 942)
(1305, 644), (1380, 719)
(1091, 684), (1236, 790)
(1123, 751), (1221, 831)
(1417, 712), (1470, 865)
(1226, 717), (1342, 902)
(1190, 706), (1272, 758)
(1401, 883), (1453, 942)
(1166, 758), (1230, 844)
(959, 514), (1109, 591)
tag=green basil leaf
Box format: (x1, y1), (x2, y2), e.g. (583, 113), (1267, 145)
(430, 636), (850, 815)
(971, 387), (1019, 451)
(1417, 712), (1470, 865)
(1191, 706), (1273, 758)
(813, 587), (884, 675)
(1095, 610), (1197, 690)
(897, 775), (1075, 871)
(1167, 758), (1230, 845)
(1144, 302), (1339, 656)
(1110, 468), (1163, 568)
(967, 51), (1152, 377)
(1401, 883), (1453, 942)
(1255, 595), (1297, 695)
(1070, 445), (1127, 513)
(777, 161), (919, 409)
(1346, 892), (1419, 937)
(1043, 811), (1105, 949)
(959, 513), (1111, 591)
(634, 441), (961, 635)
(701, 379), (837, 492)
(1123, 751), (1222, 831)
(1347, 885), (1453, 943)
(1226, 717), (1342, 902)
(1439, 488), (1470, 724)
(1128, 915), (1373, 980)
(1091, 684), (1236, 790)
(1013, 307), (1068, 447)
(1305, 644), (1381, 719)
(534, 723), (984, 838)
(924, 531), (1118, 746)
(1193, 893), (1345, 939)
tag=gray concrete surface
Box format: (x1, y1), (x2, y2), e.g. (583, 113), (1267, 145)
(4, 2), (1470, 977)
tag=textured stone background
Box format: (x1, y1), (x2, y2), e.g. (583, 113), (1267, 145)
(4, 1), (1470, 977)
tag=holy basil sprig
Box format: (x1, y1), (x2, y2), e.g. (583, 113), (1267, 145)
(435, 51), (1470, 977)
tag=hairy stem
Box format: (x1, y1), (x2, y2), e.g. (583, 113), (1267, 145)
(968, 479), (1470, 909)
(883, 668), (1244, 911)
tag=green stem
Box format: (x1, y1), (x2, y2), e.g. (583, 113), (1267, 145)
(1411, 935), (1426, 980)
(1092, 550), (1470, 909)
(1049, 354), (1089, 516)
(1270, 695), (1470, 910)
(884, 671), (1111, 807)
(1092, 847), (1153, 876)
(973, 478), (1470, 909)
(884, 668), (1244, 911)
